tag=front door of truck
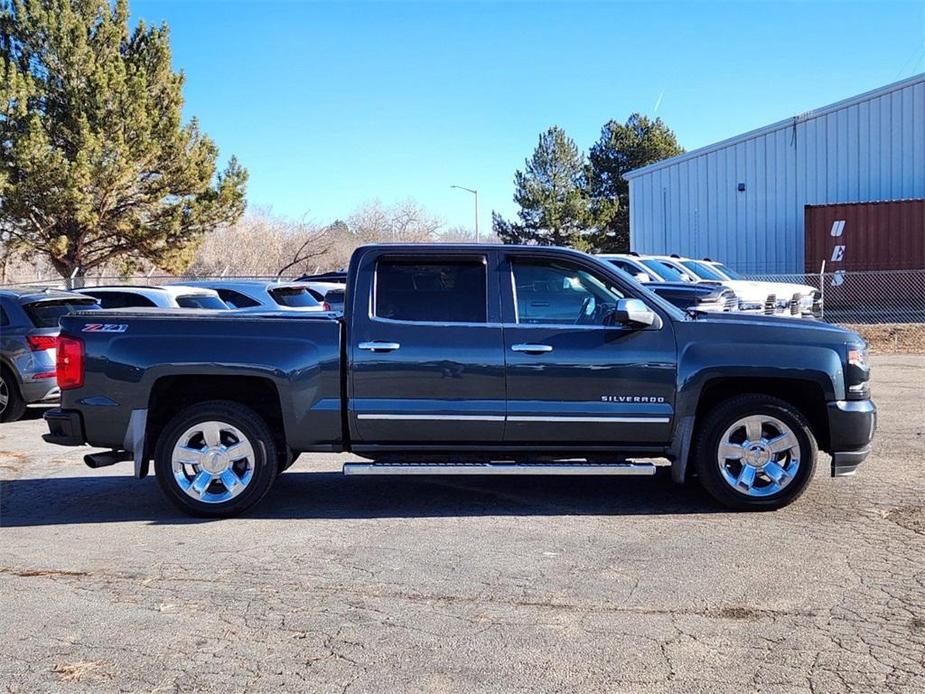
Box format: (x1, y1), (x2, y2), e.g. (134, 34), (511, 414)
(349, 251), (506, 444)
(501, 252), (677, 446)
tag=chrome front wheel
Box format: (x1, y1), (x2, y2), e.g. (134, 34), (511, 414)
(717, 415), (800, 497)
(695, 394), (817, 511)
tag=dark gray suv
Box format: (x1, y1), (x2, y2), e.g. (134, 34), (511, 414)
(0, 287), (99, 422)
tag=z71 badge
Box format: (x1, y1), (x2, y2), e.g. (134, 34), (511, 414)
(82, 323), (129, 333)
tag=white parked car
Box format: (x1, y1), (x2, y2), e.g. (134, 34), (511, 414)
(635, 255), (776, 314)
(688, 258), (820, 317)
(77, 285), (229, 310)
(179, 280), (325, 312)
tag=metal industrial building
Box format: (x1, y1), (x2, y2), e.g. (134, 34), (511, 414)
(624, 73), (925, 273)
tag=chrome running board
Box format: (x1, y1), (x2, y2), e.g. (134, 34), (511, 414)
(342, 461), (657, 476)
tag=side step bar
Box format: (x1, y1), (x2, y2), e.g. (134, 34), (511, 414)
(342, 462), (657, 476)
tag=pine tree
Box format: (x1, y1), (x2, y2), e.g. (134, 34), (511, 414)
(587, 114), (683, 253)
(492, 126), (598, 247)
(0, 0), (247, 280)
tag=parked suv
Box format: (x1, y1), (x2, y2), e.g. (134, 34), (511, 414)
(0, 287), (99, 422)
(178, 280), (325, 312)
(76, 285), (228, 310)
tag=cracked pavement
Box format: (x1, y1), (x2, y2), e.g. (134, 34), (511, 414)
(1, 354), (923, 692)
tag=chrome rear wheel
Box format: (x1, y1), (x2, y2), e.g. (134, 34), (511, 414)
(171, 421), (256, 504)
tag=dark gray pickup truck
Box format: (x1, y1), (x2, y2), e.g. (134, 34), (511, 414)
(44, 245), (876, 517)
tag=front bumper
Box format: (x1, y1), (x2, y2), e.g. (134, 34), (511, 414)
(826, 399), (877, 476)
(43, 408), (86, 446)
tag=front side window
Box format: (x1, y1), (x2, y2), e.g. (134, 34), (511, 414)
(375, 259), (487, 323)
(680, 260), (726, 281)
(512, 259), (625, 326)
(641, 259), (690, 282)
(608, 259), (655, 282)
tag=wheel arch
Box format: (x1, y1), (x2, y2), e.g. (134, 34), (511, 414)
(146, 375), (287, 464)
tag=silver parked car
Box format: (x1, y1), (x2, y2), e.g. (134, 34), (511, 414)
(0, 287), (100, 422)
(179, 280), (325, 312)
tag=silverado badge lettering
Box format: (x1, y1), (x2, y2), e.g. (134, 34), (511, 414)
(601, 395), (666, 403)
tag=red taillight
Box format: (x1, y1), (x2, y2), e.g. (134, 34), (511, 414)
(322, 301), (331, 311)
(56, 336), (84, 390)
(26, 335), (57, 351)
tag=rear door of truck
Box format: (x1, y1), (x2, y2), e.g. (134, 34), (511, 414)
(347, 248), (506, 444)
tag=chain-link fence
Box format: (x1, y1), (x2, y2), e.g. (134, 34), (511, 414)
(4, 267), (924, 325)
(747, 269), (925, 324)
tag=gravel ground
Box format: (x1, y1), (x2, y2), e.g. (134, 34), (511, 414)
(1, 354), (923, 693)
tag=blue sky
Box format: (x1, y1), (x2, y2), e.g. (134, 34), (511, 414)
(134, 0), (925, 232)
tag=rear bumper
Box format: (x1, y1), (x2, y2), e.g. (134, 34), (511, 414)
(43, 408), (86, 446)
(827, 399), (877, 477)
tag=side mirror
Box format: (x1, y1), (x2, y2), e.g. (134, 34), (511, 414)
(634, 272), (650, 283)
(609, 298), (657, 327)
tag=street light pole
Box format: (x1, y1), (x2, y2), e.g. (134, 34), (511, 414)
(450, 185), (480, 242)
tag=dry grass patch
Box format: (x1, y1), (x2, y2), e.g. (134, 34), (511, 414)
(841, 323), (925, 354)
(53, 660), (108, 682)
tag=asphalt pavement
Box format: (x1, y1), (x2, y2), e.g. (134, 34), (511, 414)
(1, 355), (923, 693)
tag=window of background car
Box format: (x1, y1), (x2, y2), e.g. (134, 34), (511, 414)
(83, 292), (157, 309)
(24, 299), (99, 328)
(680, 260), (726, 281)
(269, 287), (321, 308)
(375, 259), (487, 323)
(176, 295), (228, 310)
(511, 259), (625, 326)
(608, 259), (656, 282)
(710, 262), (744, 280)
(216, 289), (261, 309)
(640, 259), (686, 282)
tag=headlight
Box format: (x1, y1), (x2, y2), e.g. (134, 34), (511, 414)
(799, 294), (815, 310)
(846, 343), (870, 399)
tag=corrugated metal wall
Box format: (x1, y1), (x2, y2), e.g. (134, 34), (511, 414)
(627, 74), (925, 273)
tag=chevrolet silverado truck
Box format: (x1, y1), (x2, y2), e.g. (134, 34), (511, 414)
(43, 245), (876, 517)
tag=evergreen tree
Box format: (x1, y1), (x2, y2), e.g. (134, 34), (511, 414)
(492, 126), (598, 248)
(587, 114), (683, 252)
(0, 0), (247, 280)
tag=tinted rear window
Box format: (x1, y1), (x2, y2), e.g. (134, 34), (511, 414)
(216, 289), (261, 308)
(176, 295), (228, 310)
(375, 259), (487, 323)
(24, 299), (99, 328)
(83, 291), (157, 308)
(270, 287), (320, 308)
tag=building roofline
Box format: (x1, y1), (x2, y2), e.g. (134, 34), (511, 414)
(623, 72), (925, 180)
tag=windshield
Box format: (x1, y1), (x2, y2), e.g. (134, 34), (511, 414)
(24, 298), (99, 328)
(270, 286), (321, 308)
(641, 259), (689, 282)
(680, 260), (726, 281)
(176, 295), (228, 309)
(711, 262), (744, 280)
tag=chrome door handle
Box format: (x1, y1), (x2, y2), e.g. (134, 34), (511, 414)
(358, 341), (401, 352)
(511, 343), (553, 353)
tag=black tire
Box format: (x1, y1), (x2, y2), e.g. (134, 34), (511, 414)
(694, 394), (817, 511)
(153, 400), (280, 517)
(0, 367), (27, 423)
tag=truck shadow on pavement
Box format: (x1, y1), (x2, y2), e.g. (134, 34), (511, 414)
(0, 468), (722, 526)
